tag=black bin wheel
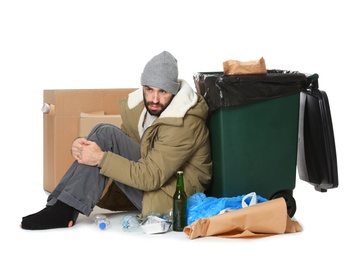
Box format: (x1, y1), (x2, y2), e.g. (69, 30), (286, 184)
(271, 191), (296, 218)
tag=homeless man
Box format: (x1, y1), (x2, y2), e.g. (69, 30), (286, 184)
(21, 51), (212, 230)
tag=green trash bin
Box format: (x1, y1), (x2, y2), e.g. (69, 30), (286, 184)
(194, 70), (308, 217)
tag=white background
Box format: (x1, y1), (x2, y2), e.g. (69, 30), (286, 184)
(1, 1), (349, 259)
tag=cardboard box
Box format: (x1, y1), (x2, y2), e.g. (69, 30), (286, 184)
(79, 112), (123, 137)
(43, 88), (135, 192)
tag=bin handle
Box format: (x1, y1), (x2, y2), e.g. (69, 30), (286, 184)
(306, 73), (319, 90)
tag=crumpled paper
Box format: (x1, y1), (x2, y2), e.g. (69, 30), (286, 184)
(183, 197), (302, 239)
(223, 57), (267, 75)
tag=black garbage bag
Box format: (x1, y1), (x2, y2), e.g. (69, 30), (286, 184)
(194, 70), (309, 112)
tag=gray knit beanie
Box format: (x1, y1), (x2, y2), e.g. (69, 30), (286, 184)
(140, 51), (180, 95)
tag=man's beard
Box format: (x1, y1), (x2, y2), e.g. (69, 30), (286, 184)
(143, 95), (173, 117)
(144, 101), (164, 117)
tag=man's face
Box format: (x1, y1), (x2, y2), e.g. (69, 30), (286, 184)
(143, 85), (174, 116)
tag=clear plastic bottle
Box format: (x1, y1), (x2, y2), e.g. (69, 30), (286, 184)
(93, 214), (110, 230)
(120, 215), (142, 232)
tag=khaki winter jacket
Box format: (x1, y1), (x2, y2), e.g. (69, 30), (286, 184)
(98, 80), (212, 216)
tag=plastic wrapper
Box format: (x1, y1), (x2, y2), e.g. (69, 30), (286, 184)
(187, 192), (267, 226)
(140, 215), (172, 234)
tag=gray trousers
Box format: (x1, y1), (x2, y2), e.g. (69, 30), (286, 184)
(47, 123), (143, 216)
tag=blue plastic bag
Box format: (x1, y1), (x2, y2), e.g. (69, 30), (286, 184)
(187, 192), (268, 225)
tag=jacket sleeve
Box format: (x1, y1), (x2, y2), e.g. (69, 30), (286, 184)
(98, 116), (206, 191)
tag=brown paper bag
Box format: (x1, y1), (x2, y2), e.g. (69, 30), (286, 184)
(183, 197), (302, 239)
(223, 57), (267, 75)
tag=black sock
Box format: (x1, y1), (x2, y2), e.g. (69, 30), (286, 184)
(22, 206), (50, 221)
(21, 200), (79, 230)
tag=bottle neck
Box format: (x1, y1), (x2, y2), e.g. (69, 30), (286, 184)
(176, 173), (185, 191)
